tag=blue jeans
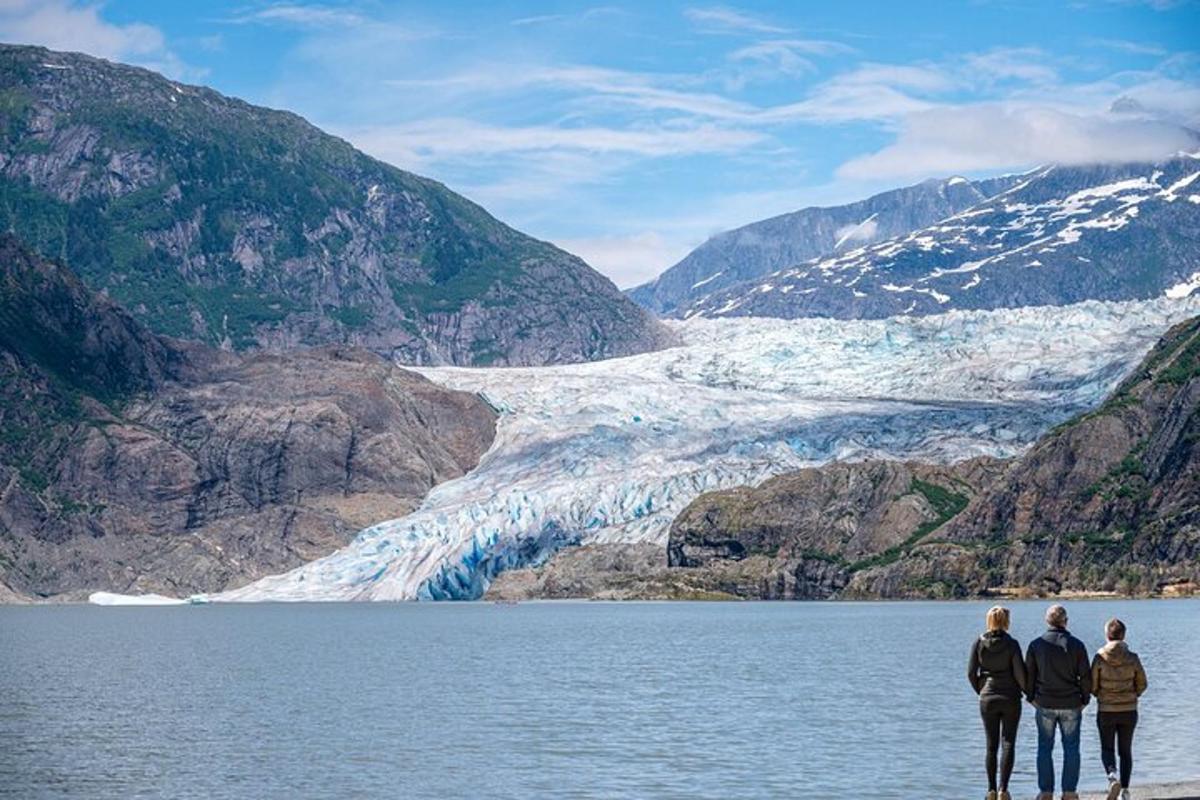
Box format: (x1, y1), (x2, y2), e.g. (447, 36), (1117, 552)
(1036, 706), (1082, 793)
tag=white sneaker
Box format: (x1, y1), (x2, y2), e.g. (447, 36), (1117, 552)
(1106, 775), (1121, 800)
(1121, 790), (1131, 800)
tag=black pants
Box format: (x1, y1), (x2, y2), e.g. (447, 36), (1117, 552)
(1097, 710), (1138, 788)
(981, 696), (1022, 791)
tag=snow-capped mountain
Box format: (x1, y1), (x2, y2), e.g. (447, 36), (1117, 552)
(627, 174), (1022, 316)
(203, 296), (1200, 603)
(685, 155), (1200, 320)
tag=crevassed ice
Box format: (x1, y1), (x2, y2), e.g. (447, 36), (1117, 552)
(216, 297), (1200, 603)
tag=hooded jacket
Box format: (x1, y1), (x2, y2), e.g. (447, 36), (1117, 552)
(1025, 627), (1091, 709)
(968, 630), (1028, 701)
(1091, 641), (1148, 713)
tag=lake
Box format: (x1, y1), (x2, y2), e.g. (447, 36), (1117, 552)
(1, 600), (1197, 799)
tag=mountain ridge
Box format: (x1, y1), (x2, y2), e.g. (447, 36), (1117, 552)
(628, 172), (1024, 316)
(685, 155), (1200, 320)
(0, 43), (670, 366)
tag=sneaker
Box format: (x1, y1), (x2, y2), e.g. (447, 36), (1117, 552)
(986, 792), (997, 800)
(998, 792), (1011, 800)
(1106, 775), (1122, 800)
(1121, 790), (1131, 800)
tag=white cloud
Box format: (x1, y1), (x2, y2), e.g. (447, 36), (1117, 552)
(684, 6), (789, 34)
(0, 0), (194, 78)
(838, 103), (1198, 179)
(555, 231), (694, 288)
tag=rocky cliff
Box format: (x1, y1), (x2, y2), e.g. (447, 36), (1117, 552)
(491, 316), (1200, 600)
(0, 236), (497, 599)
(0, 44), (668, 366)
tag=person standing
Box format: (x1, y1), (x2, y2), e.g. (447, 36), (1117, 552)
(1025, 604), (1091, 800)
(1091, 618), (1148, 800)
(968, 606), (1028, 800)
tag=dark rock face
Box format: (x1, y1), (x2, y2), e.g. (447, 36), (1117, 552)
(0, 44), (669, 366)
(0, 237), (497, 599)
(665, 459), (1005, 599)
(628, 174), (1020, 316)
(884, 315), (1200, 597)
(687, 158), (1200, 320)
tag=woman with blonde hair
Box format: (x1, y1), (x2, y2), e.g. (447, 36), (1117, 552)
(968, 605), (1028, 800)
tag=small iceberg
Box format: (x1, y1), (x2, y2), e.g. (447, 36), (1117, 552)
(88, 591), (187, 606)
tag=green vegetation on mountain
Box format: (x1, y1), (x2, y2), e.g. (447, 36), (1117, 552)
(0, 44), (667, 365)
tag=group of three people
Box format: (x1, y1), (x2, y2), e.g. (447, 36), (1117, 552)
(967, 604), (1148, 800)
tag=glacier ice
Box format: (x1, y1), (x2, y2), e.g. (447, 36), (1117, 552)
(208, 297), (1200, 603)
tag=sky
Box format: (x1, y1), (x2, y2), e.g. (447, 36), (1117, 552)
(1, 1), (1198, 287)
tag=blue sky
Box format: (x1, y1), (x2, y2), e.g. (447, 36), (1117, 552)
(1, 1), (1198, 286)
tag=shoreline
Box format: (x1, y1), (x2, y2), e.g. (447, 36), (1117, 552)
(1082, 780), (1200, 799)
(4, 594), (1200, 607)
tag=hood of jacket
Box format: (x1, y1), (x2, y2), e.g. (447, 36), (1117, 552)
(980, 630), (1013, 653)
(1099, 640), (1133, 665)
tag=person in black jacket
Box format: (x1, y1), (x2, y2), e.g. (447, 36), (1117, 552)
(968, 605), (1028, 800)
(1025, 604), (1091, 800)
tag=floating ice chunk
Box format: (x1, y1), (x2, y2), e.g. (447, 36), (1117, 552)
(89, 592), (186, 606)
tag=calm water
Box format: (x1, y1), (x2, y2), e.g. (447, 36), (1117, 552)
(1, 600), (1197, 799)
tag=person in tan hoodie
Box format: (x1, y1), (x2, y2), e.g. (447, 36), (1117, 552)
(1091, 618), (1148, 800)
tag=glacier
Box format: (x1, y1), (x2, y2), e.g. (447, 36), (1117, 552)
(202, 297), (1200, 602)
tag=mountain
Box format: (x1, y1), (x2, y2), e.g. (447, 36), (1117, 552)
(488, 313), (1200, 600)
(686, 156), (1200, 320)
(0, 44), (668, 366)
(627, 173), (1021, 316)
(0, 236), (497, 599)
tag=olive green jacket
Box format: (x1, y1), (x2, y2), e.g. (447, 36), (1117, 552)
(1091, 641), (1148, 713)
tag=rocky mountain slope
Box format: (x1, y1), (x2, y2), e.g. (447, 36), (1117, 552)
(685, 156), (1200, 320)
(0, 236), (497, 599)
(489, 314), (1200, 600)
(628, 174), (1019, 316)
(0, 44), (668, 365)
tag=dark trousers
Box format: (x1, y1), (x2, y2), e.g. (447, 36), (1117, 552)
(981, 696), (1022, 791)
(1097, 710), (1138, 788)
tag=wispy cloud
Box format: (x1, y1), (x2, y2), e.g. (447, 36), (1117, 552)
(224, 4), (366, 28)
(0, 0), (198, 78)
(965, 47), (1059, 85)
(728, 38), (856, 77)
(684, 6), (789, 34)
(1085, 37), (1167, 56)
(341, 117), (765, 163)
